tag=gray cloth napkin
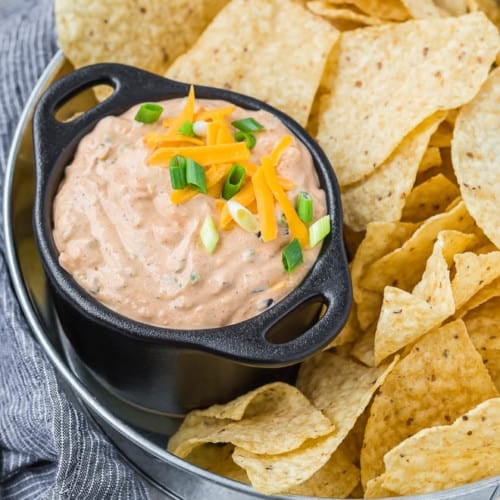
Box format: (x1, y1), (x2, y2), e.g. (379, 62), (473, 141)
(0, 1), (149, 498)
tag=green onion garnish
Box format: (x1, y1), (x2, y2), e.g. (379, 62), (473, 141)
(186, 158), (207, 194)
(178, 121), (195, 137)
(232, 117), (264, 133)
(296, 192), (313, 224)
(282, 238), (303, 273)
(200, 215), (219, 253)
(134, 103), (163, 124)
(222, 164), (246, 200)
(169, 155), (187, 189)
(227, 200), (258, 233)
(309, 215), (331, 248)
(234, 131), (256, 149)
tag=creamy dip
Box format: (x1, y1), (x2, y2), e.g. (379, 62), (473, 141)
(53, 98), (327, 329)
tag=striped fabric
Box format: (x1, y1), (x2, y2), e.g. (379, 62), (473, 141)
(0, 1), (149, 498)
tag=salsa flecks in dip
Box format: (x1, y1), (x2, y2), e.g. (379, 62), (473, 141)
(53, 92), (328, 329)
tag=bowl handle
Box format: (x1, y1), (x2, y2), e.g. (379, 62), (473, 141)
(33, 63), (189, 192)
(246, 236), (352, 365)
(198, 223), (352, 367)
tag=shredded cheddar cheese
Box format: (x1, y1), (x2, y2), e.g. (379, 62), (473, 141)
(252, 168), (277, 242)
(162, 85), (195, 134)
(143, 132), (204, 149)
(142, 86), (320, 255)
(206, 121), (220, 146)
(262, 155), (309, 247)
(195, 106), (236, 122)
(215, 116), (236, 145)
(147, 143), (250, 167)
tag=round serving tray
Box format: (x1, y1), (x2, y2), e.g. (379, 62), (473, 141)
(4, 51), (500, 500)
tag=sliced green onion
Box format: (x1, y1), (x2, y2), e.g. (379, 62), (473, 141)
(296, 192), (313, 224)
(227, 200), (258, 233)
(232, 117), (264, 133)
(186, 158), (207, 194)
(282, 238), (303, 273)
(169, 155), (187, 189)
(234, 131), (256, 149)
(178, 121), (195, 137)
(193, 120), (208, 136)
(222, 164), (246, 200)
(200, 215), (219, 253)
(309, 215), (331, 248)
(134, 103), (163, 123)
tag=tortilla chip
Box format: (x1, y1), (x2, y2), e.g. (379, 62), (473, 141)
(361, 201), (476, 293)
(402, 173), (460, 222)
(55, 0), (225, 88)
(165, 0), (339, 126)
(316, 12), (498, 186)
(482, 351), (500, 391)
(351, 326), (376, 367)
(456, 276), (500, 317)
(401, 0), (447, 18)
(464, 298), (500, 390)
(434, 0), (475, 15)
(341, 112), (445, 231)
(339, 408), (370, 467)
(356, 292), (383, 334)
(168, 382), (334, 457)
(307, 1), (384, 26)
(451, 251), (500, 310)
(374, 238), (456, 364)
(327, 306), (362, 348)
(231, 354), (397, 494)
(297, 352), (397, 428)
(186, 444), (249, 484)
(452, 68), (500, 248)
(429, 120), (454, 147)
(352, 221), (417, 329)
(326, 0), (409, 21)
(361, 319), (498, 487)
(364, 474), (397, 498)
(474, 0), (500, 26)
(464, 298), (500, 351)
(417, 146), (442, 174)
(286, 448), (360, 498)
(380, 398), (500, 495)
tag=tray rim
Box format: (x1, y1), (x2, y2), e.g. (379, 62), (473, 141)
(3, 50), (499, 500)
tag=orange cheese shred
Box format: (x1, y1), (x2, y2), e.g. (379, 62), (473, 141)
(206, 121), (220, 146)
(143, 132), (204, 149)
(252, 168), (277, 242)
(169, 187), (197, 205)
(241, 161), (259, 176)
(219, 182), (256, 229)
(216, 116), (236, 145)
(241, 161), (295, 190)
(147, 143), (250, 167)
(162, 85), (195, 136)
(208, 179), (223, 198)
(205, 163), (233, 188)
(262, 155), (308, 247)
(270, 135), (293, 164)
(195, 106), (236, 122)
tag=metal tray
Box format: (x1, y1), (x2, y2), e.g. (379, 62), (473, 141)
(4, 51), (500, 500)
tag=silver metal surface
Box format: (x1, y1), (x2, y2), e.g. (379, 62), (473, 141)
(3, 50), (499, 500)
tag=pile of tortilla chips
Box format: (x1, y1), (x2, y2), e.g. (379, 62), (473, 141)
(56, 0), (500, 497)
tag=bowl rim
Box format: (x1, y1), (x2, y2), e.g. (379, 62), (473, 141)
(32, 62), (352, 367)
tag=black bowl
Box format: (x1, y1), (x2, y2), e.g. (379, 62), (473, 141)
(33, 63), (351, 416)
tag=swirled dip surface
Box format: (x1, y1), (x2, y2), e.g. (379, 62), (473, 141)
(53, 98), (327, 328)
